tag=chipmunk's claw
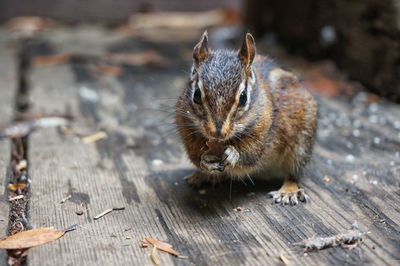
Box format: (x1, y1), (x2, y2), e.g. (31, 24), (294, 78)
(267, 188), (309, 205)
(201, 153), (225, 173)
(200, 159), (225, 173)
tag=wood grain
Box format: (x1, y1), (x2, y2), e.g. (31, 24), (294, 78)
(19, 26), (400, 265)
(0, 28), (16, 266)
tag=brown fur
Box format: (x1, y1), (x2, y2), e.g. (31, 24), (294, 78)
(176, 32), (317, 205)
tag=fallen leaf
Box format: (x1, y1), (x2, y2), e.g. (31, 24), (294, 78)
(33, 53), (71, 67)
(151, 245), (160, 266)
(8, 184), (27, 192)
(144, 237), (179, 257)
(0, 228), (65, 249)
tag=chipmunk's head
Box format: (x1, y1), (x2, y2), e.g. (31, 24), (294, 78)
(184, 31), (261, 142)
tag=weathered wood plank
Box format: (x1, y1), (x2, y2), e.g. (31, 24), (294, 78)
(0, 28), (17, 265)
(26, 25), (400, 265)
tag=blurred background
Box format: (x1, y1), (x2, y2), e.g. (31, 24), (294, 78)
(1, 0), (399, 102)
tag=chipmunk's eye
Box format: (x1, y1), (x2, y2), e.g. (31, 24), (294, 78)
(238, 90), (247, 108)
(193, 88), (202, 105)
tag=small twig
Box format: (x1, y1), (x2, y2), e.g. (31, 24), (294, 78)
(59, 194), (71, 204)
(93, 208), (113, 220)
(81, 131), (107, 144)
(20, 213), (32, 230)
(93, 206), (125, 220)
(64, 224), (78, 232)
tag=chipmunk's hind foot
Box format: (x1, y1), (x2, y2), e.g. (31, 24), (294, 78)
(267, 180), (309, 205)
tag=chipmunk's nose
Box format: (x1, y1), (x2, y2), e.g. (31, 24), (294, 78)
(214, 120), (227, 139)
(215, 121), (222, 136)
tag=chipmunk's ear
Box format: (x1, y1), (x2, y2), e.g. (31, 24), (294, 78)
(239, 33), (256, 69)
(193, 30), (210, 66)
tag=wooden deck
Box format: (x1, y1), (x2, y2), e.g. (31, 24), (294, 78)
(0, 24), (399, 265)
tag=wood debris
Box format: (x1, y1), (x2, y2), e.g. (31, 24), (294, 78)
(60, 194), (71, 204)
(93, 208), (113, 220)
(295, 223), (366, 252)
(64, 224), (78, 232)
(8, 195), (24, 201)
(16, 160), (27, 172)
(323, 176), (331, 183)
(93, 207), (125, 220)
(81, 131), (107, 144)
(0, 116), (71, 139)
(141, 241), (149, 248)
(144, 237), (180, 257)
(279, 253), (292, 266)
(0, 228), (65, 249)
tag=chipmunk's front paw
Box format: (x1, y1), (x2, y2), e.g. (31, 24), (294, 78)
(200, 153), (224, 173)
(220, 146), (239, 169)
(267, 180), (309, 205)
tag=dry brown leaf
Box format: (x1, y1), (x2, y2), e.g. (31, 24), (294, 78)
(151, 245), (160, 266)
(0, 228), (65, 249)
(33, 53), (71, 67)
(144, 237), (179, 257)
(8, 184), (27, 192)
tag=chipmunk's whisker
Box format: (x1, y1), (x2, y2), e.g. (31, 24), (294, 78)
(246, 173), (255, 186)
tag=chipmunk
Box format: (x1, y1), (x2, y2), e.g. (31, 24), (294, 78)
(175, 31), (317, 205)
